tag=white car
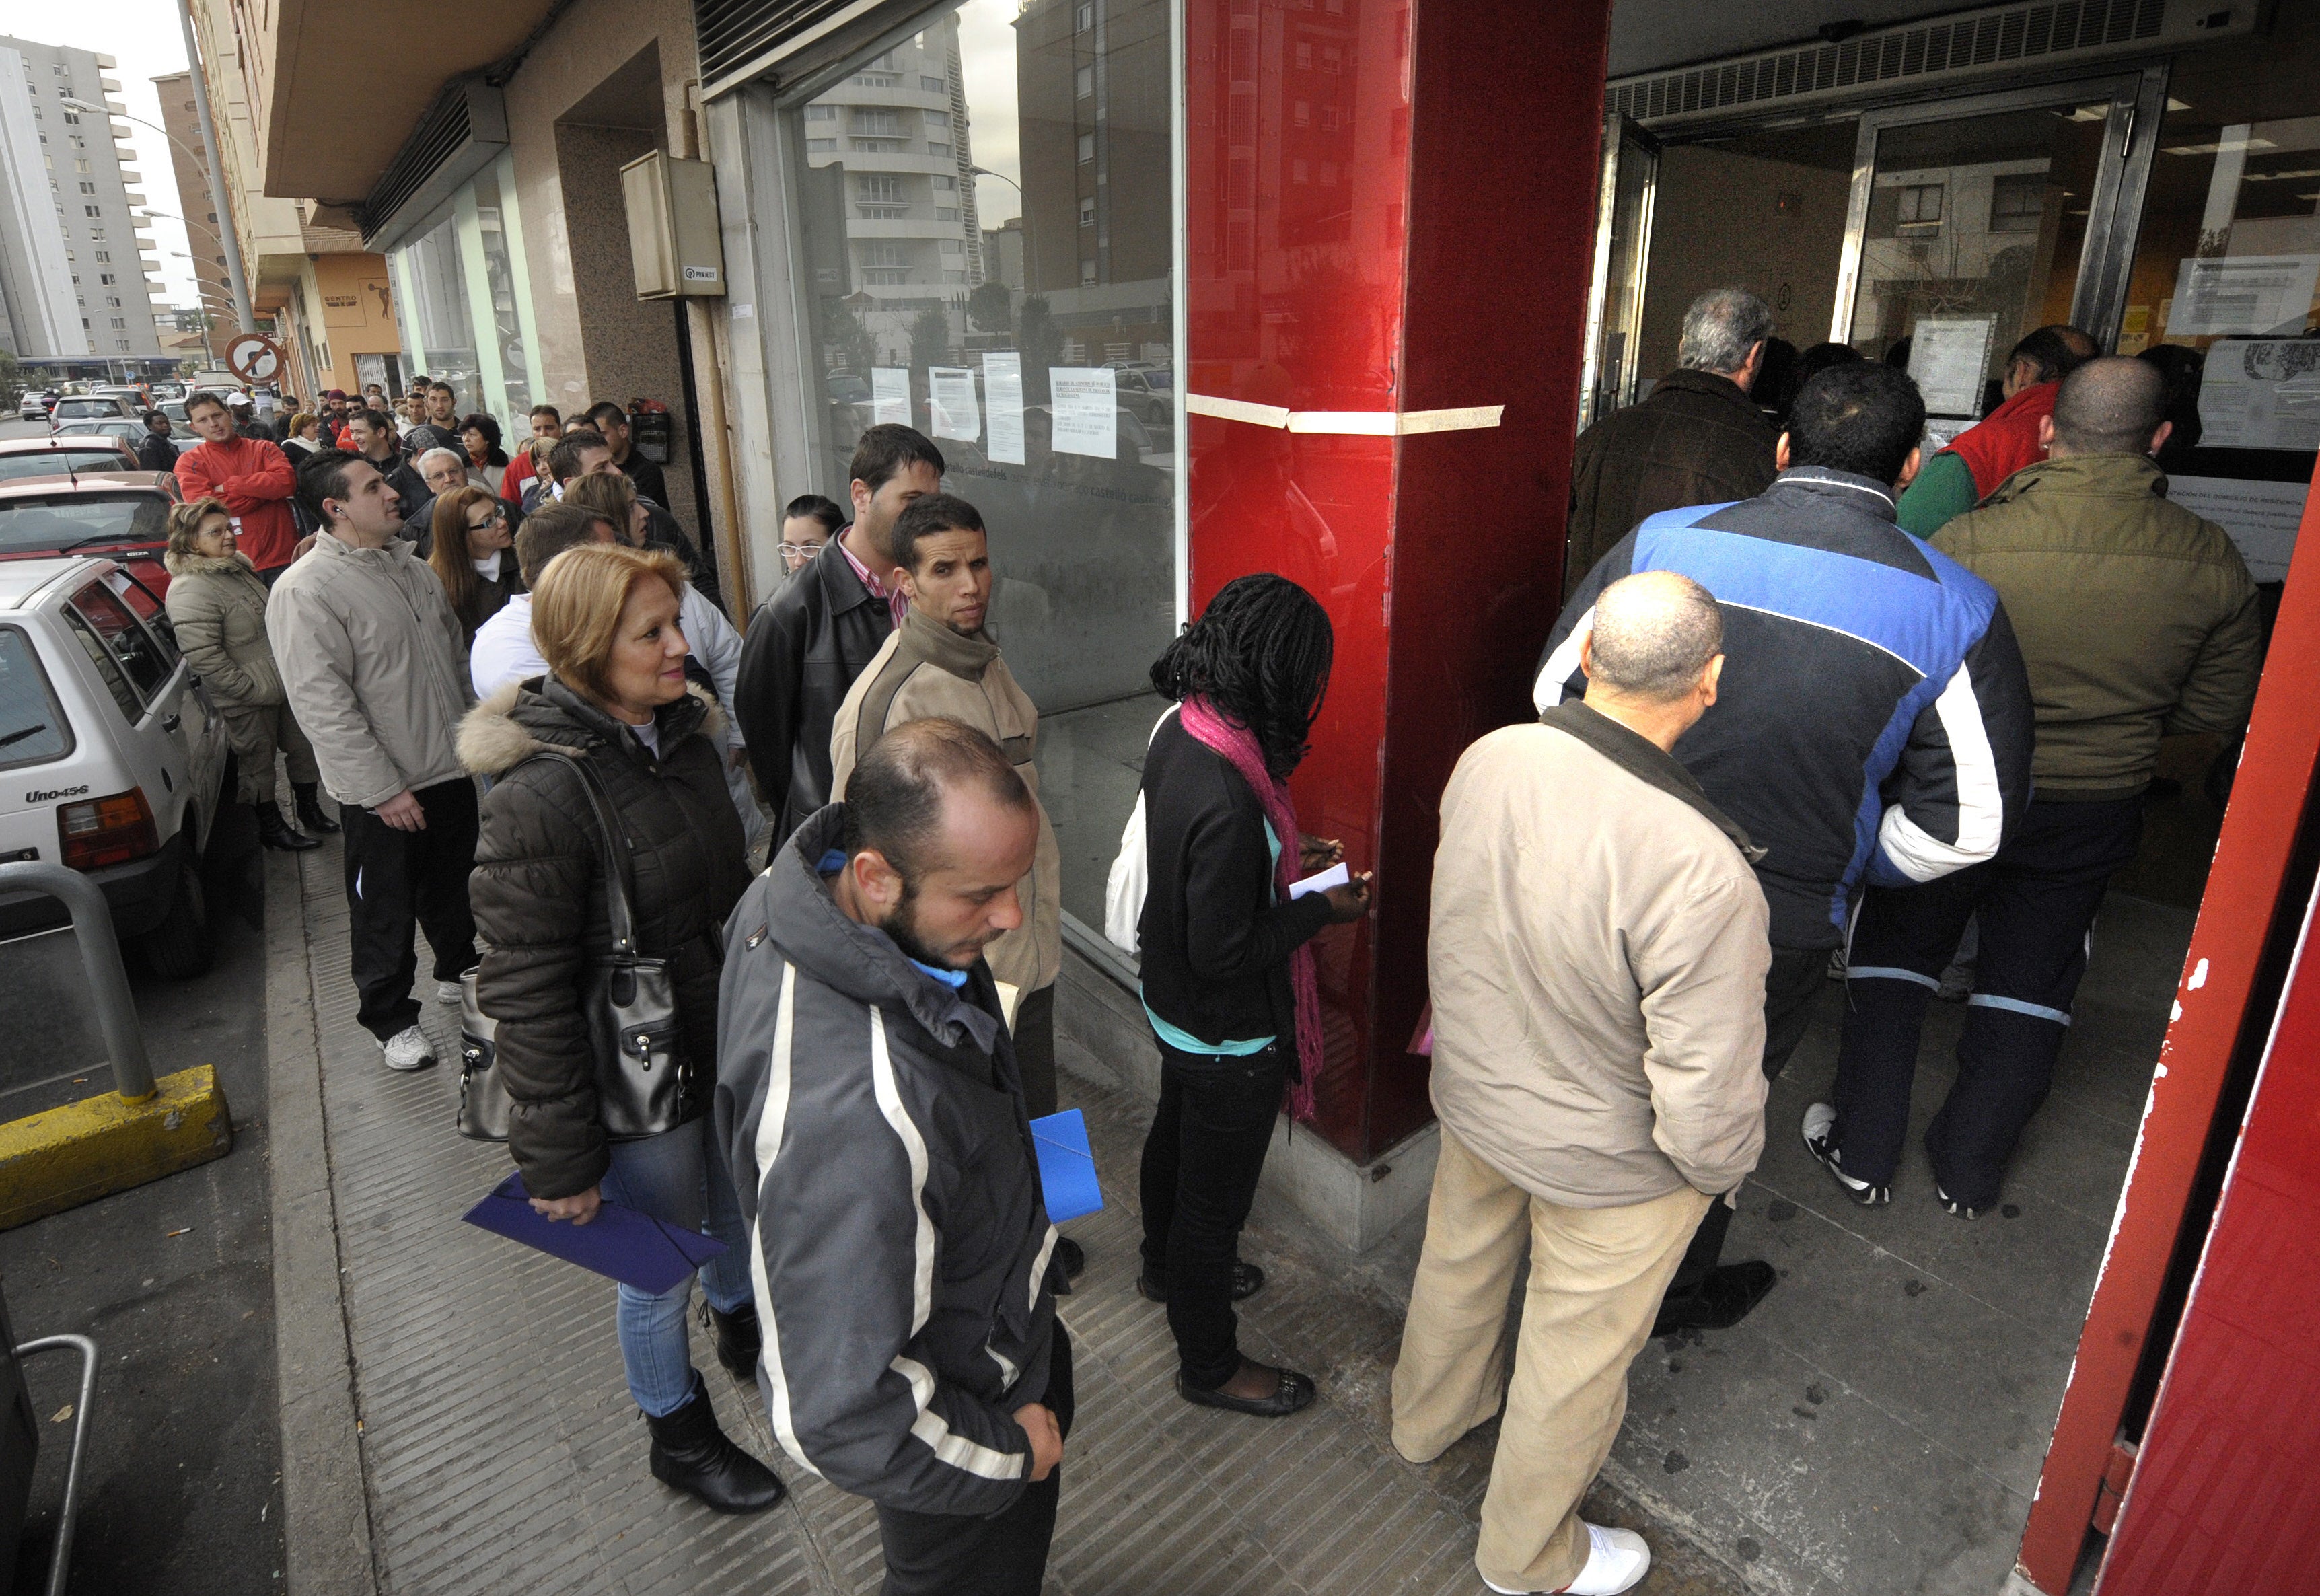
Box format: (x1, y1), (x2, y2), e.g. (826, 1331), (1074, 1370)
(0, 557), (231, 978)
(46, 395), (140, 431)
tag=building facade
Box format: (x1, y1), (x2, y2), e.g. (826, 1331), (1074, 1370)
(0, 37), (164, 369)
(151, 69), (231, 368)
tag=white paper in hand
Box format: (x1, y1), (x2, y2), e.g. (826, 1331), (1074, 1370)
(1289, 861), (1348, 900)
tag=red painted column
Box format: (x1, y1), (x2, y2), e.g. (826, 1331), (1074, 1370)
(1184, 0), (1613, 1159)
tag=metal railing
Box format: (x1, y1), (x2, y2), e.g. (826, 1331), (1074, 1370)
(13, 1335), (96, 1596)
(0, 862), (155, 1101)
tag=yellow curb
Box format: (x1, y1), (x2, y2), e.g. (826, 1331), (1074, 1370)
(0, 1066), (234, 1231)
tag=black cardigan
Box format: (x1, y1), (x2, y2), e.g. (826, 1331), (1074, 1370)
(1136, 714), (1333, 1052)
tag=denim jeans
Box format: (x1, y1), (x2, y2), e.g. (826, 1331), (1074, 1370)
(597, 1115), (755, 1416)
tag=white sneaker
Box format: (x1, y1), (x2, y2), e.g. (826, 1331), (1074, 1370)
(1482, 1523), (1651, 1596)
(382, 1025), (436, 1072)
(435, 980), (464, 1004)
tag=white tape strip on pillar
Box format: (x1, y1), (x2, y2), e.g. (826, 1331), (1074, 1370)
(1186, 394), (1503, 435)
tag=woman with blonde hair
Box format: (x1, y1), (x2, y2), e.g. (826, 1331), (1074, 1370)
(161, 497), (331, 852)
(460, 542), (781, 1515)
(425, 484), (522, 645)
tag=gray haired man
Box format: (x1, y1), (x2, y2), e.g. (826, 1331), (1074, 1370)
(1394, 571), (1770, 1596)
(399, 446), (472, 552)
(1563, 286), (1781, 602)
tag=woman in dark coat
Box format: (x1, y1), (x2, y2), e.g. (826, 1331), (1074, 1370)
(460, 542), (783, 1515)
(425, 485), (523, 646)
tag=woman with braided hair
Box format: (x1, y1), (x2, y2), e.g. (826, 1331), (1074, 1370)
(1134, 573), (1371, 1417)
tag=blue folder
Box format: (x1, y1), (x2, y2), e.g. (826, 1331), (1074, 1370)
(462, 1171), (729, 1294)
(1030, 1110), (1103, 1224)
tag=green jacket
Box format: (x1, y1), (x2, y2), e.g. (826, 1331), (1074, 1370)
(1934, 454), (2261, 802)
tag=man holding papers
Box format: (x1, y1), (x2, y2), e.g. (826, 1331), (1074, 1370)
(716, 718), (1068, 1595)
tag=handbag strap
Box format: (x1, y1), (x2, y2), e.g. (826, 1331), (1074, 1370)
(527, 748), (642, 955)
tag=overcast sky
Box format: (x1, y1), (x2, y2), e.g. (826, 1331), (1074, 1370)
(0, 0), (200, 312)
(955, 0), (1022, 227)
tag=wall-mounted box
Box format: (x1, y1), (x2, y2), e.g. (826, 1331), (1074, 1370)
(618, 151), (725, 300)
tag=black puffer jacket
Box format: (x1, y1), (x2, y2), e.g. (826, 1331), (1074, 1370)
(462, 674), (750, 1198)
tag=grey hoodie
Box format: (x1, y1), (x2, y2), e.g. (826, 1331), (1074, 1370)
(715, 805), (1060, 1517)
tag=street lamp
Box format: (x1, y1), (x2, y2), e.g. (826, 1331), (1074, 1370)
(969, 166), (1037, 291)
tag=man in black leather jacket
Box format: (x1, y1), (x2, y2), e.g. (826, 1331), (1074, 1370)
(734, 425), (943, 842)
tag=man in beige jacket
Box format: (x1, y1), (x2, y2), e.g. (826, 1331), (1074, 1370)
(829, 491), (1066, 1116)
(1393, 571), (1770, 1596)
(268, 449), (477, 1074)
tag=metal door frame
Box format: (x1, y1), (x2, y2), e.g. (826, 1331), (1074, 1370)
(1829, 63), (2169, 353)
(1577, 110), (1659, 433)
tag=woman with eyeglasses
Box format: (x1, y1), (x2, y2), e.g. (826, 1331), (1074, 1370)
(778, 493), (844, 577)
(427, 484), (523, 645)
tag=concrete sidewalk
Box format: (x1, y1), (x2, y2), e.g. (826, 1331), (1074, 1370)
(269, 836), (1751, 1596)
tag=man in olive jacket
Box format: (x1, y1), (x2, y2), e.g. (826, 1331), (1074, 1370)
(1811, 358), (2262, 1219)
(1562, 287), (1780, 602)
(828, 494), (1064, 1120)
(1395, 571), (1768, 1596)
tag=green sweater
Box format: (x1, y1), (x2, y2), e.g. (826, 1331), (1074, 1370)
(1934, 454), (2263, 801)
(1897, 450), (1980, 538)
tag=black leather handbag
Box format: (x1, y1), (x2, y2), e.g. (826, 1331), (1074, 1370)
(456, 750), (689, 1143)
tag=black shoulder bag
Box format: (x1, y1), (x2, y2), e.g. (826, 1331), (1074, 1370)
(456, 750), (689, 1142)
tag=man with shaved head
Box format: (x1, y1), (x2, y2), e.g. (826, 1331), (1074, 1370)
(1398, 571), (1770, 1596)
(1811, 356), (2261, 1219)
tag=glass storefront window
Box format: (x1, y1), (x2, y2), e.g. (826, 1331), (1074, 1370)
(785, 0), (1179, 931)
(470, 164), (535, 421)
(384, 154), (542, 437)
(394, 212), (481, 410)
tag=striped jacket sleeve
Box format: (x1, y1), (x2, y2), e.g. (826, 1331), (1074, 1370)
(1533, 530), (1640, 712)
(1869, 600), (2035, 887)
(721, 961), (1031, 1517)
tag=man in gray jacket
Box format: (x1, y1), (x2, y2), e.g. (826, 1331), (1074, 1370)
(1393, 572), (1770, 1596)
(268, 449), (477, 1073)
(716, 717), (1068, 1595)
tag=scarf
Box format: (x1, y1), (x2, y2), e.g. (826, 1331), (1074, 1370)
(1178, 696), (1324, 1124)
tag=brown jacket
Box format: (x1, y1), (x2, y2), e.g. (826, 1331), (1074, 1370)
(1428, 705), (1771, 1208)
(1563, 367), (1780, 602)
(830, 608), (1062, 994)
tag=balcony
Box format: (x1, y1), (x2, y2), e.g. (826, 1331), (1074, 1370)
(100, 77), (121, 94)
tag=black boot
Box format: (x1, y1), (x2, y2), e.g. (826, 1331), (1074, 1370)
(645, 1373), (786, 1514)
(292, 782), (340, 834)
(254, 801), (320, 853)
(704, 1300), (762, 1381)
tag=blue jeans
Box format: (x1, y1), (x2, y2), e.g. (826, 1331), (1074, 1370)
(597, 1116), (754, 1416)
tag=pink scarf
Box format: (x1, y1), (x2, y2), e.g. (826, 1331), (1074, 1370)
(1179, 696), (1324, 1124)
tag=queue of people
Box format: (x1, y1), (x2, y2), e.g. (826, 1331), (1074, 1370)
(176, 281), (2265, 1595)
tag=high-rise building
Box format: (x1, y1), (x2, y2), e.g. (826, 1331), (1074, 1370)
(0, 37), (163, 365)
(152, 69), (230, 360)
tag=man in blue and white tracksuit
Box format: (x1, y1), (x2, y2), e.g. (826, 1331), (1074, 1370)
(1536, 361), (2035, 1335)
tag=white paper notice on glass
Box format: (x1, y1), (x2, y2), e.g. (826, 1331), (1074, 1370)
(2168, 476), (2311, 583)
(871, 368), (911, 427)
(927, 367), (980, 444)
(2196, 339), (2320, 453)
(1908, 316), (1998, 419)
(1289, 862), (1348, 900)
(982, 353), (1026, 464)
(2168, 256), (2320, 337)
(1049, 367), (1119, 459)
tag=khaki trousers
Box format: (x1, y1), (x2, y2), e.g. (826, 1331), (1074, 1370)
(1391, 1128), (1710, 1593)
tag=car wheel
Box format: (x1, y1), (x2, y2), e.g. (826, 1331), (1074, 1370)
(139, 859), (214, 980)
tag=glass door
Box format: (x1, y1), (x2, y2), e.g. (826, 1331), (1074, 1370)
(1833, 69), (2166, 437)
(1579, 111), (1659, 433)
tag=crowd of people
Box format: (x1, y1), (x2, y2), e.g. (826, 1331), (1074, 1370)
(163, 277), (2266, 1596)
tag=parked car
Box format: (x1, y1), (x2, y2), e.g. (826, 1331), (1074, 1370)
(49, 418), (152, 456)
(149, 382), (187, 404)
(0, 436), (142, 482)
(1111, 365), (1174, 425)
(0, 476), (178, 597)
(92, 384), (149, 408)
(0, 556), (231, 977)
(46, 396), (139, 431)
(15, 391), (57, 421)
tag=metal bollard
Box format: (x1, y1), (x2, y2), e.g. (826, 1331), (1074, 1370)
(0, 863), (156, 1102)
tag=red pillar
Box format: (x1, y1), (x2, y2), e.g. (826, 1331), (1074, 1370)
(1184, 0), (1614, 1159)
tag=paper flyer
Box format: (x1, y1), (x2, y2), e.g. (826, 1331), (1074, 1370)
(2195, 339), (2320, 453)
(927, 366), (981, 443)
(1907, 316), (1997, 419)
(871, 367), (912, 427)
(2168, 476), (2311, 583)
(2167, 255), (2320, 338)
(984, 353), (1026, 464)
(1049, 367), (1119, 459)
(1289, 861), (1349, 900)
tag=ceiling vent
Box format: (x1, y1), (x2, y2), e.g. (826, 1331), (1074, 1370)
(1607, 0), (2254, 128)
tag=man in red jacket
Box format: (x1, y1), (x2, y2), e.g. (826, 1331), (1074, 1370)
(176, 390), (300, 579)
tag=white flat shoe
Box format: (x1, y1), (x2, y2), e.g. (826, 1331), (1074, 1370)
(1483, 1522), (1652, 1595)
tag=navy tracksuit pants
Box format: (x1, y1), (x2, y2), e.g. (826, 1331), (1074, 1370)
(1828, 795), (2144, 1211)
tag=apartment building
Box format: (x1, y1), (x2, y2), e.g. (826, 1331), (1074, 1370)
(150, 69), (231, 360)
(0, 36), (163, 367)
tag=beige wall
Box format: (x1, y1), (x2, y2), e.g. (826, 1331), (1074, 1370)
(1636, 143), (1854, 382)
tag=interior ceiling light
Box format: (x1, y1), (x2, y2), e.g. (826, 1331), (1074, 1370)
(2163, 137), (2279, 155)
(2166, 98), (2193, 112)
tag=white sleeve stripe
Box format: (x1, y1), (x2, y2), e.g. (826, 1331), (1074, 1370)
(1027, 1225), (1057, 1319)
(748, 962), (824, 1478)
(1533, 605), (1594, 712)
(1877, 663), (2004, 882)
(869, 1007), (937, 1336)
(894, 1355), (1026, 1481)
